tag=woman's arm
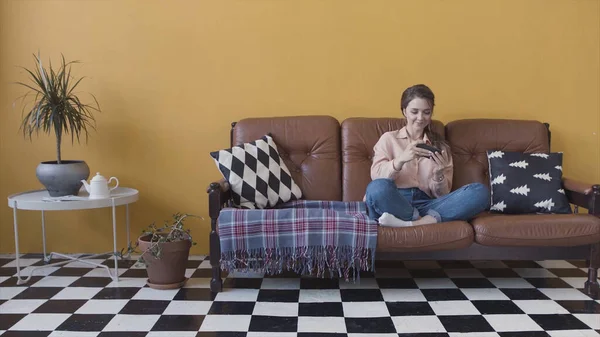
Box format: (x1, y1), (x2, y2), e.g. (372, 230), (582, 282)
(370, 134), (402, 180)
(429, 150), (453, 198)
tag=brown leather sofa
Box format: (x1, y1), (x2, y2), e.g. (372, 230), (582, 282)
(207, 116), (600, 294)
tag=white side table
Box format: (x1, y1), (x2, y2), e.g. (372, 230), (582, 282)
(7, 187), (139, 285)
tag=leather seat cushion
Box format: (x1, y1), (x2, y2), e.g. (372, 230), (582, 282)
(376, 221), (474, 253)
(472, 213), (600, 246)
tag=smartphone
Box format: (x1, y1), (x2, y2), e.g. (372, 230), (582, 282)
(416, 143), (441, 154)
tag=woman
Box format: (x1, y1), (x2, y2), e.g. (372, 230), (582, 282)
(365, 84), (489, 227)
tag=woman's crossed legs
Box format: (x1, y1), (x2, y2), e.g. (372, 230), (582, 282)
(365, 178), (490, 227)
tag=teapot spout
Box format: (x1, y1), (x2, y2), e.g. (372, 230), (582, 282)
(81, 179), (90, 193)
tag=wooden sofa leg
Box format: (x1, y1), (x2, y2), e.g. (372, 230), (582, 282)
(209, 197), (223, 293)
(208, 181), (228, 293)
(584, 243), (599, 296)
(210, 226), (223, 293)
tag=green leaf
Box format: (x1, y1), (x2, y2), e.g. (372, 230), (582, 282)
(12, 52), (100, 162)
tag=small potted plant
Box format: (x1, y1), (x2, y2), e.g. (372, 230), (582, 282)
(120, 212), (200, 289)
(13, 52), (100, 196)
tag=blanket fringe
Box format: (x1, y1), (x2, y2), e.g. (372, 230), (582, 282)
(220, 245), (376, 282)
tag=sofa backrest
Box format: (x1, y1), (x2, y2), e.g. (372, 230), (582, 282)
(340, 117), (446, 201)
(445, 119), (550, 189)
(226, 116), (550, 204)
(231, 115), (342, 201)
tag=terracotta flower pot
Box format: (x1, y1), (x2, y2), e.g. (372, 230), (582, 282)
(137, 234), (192, 289)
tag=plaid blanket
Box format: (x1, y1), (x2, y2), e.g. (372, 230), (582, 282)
(217, 200), (378, 280)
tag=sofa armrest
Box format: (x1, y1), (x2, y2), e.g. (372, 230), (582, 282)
(563, 177), (600, 215)
(207, 179), (231, 218)
(206, 178), (230, 193)
(564, 177), (594, 195)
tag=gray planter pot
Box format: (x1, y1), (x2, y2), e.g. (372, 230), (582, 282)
(36, 160), (91, 197)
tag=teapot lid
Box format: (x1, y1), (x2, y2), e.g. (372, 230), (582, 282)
(90, 172), (107, 182)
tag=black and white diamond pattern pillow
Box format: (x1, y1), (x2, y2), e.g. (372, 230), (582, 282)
(210, 134), (303, 209)
(486, 150), (571, 214)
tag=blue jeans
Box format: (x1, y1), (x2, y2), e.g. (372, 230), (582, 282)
(365, 178), (490, 222)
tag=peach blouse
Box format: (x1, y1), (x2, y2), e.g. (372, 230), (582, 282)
(370, 127), (453, 198)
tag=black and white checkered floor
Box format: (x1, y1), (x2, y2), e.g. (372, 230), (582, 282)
(0, 254), (598, 337)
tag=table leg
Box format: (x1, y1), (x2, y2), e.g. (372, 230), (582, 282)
(13, 201), (25, 285)
(125, 204), (131, 249)
(50, 252), (115, 273)
(41, 210), (50, 263)
(112, 198), (119, 282)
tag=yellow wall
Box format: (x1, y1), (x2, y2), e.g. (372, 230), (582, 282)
(1, 0), (599, 255)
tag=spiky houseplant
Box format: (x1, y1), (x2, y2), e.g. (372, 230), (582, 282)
(14, 52), (100, 196)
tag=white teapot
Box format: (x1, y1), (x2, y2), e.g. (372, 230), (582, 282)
(81, 172), (119, 199)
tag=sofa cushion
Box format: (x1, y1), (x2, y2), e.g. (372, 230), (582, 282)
(232, 116), (342, 201)
(472, 213), (600, 246)
(340, 118), (446, 201)
(445, 119), (549, 190)
(487, 151), (571, 214)
(376, 221), (474, 252)
(210, 134), (303, 209)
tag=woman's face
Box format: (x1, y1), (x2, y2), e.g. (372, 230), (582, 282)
(403, 97), (432, 132)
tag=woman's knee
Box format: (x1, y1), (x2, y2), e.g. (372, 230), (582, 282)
(366, 178), (397, 201)
(466, 182), (491, 210)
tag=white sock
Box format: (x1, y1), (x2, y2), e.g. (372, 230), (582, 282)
(378, 212), (414, 227)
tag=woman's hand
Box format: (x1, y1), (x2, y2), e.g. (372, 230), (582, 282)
(431, 150), (452, 180)
(393, 140), (432, 170)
